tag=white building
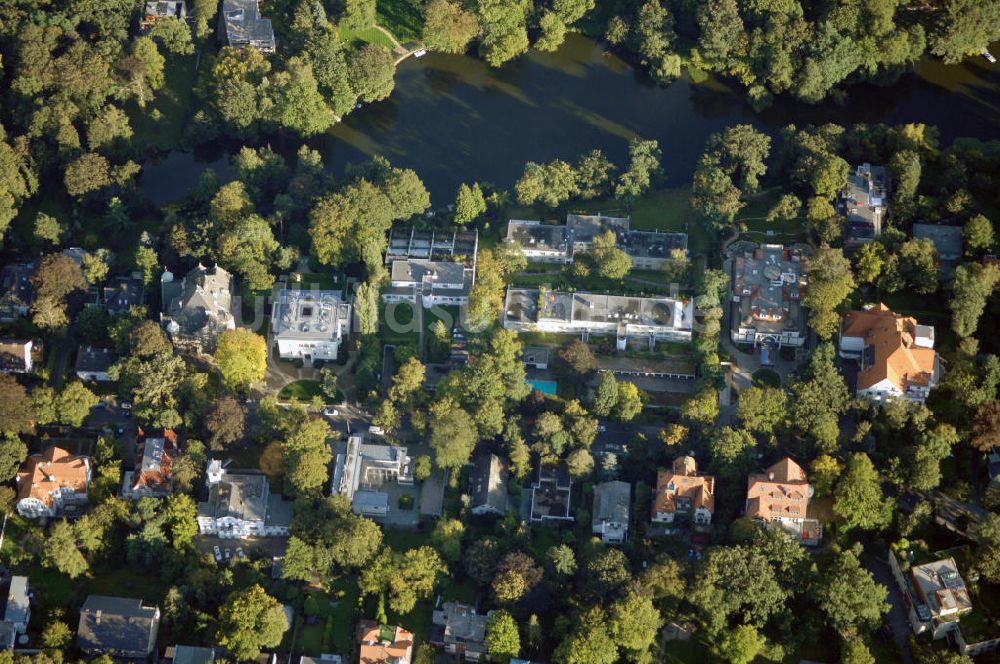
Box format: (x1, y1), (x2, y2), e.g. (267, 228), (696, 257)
(271, 289), (350, 365)
(0, 339), (34, 374)
(506, 220), (572, 263)
(196, 461), (292, 539)
(592, 481), (630, 544)
(384, 259), (475, 308)
(331, 435), (414, 518)
(15, 447), (91, 519)
(0, 576), (31, 649)
(503, 288), (693, 349)
(889, 552), (972, 641)
(74, 346), (117, 382)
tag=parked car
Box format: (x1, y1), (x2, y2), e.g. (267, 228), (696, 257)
(369, 426), (385, 436)
(119, 401), (131, 411)
(224, 548), (231, 562)
(322, 407), (339, 417)
(212, 545), (222, 562)
(597, 424), (607, 433)
(236, 547), (245, 559)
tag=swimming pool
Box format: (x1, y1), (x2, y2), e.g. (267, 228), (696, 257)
(527, 379), (558, 395)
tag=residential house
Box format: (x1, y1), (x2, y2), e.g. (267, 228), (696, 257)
(161, 264), (236, 354)
(746, 457), (821, 544)
(384, 258), (476, 308)
(164, 645), (216, 664)
(298, 656), (343, 664)
(529, 465), (573, 522)
(506, 220), (573, 263)
(431, 603), (491, 661)
(357, 620), (414, 664)
(102, 276), (144, 315)
(839, 303), (938, 404)
(838, 163), (888, 244)
(914, 224), (963, 279)
(15, 446), (92, 519)
(504, 288), (694, 349)
(271, 289), (351, 366)
(141, 1), (186, 31)
(0, 263), (34, 322)
(592, 480), (631, 543)
(220, 0), (275, 52)
(122, 428), (178, 499)
(522, 346), (550, 370)
(197, 460), (292, 539)
(331, 435), (413, 518)
(505, 215), (688, 271)
(0, 339), (34, 373)
(469, 454), (508, 516)
(386, 227), (479, 263)
(652, 456), (715, 526)
(0, 576), (31, 650)
(729, 243), (809, 349)
(75, 346), (117, 382)
(77, 595), (160, 658)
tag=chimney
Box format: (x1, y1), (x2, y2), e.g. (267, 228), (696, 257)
(95, 610), (102, 624)
(768, 472), (775, 481)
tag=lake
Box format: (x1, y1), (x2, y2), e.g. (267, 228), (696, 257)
(143, 33), (1000, 205)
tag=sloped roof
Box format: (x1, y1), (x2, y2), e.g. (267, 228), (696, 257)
(77, 595), (159, 655)
(745, 457), (811, 520)
(357, 620), (414, 664)
(470, 454), (507, 512)
(16, 447), (89, 507)
(653, 457), (715, 516)
(842, 304), (936, 392)
(130, 428), (178, 494)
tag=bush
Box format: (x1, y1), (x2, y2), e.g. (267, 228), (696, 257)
(399, 494), (414, 510)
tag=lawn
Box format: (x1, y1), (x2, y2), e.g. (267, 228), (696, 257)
(509, 268), (676, 296)
(377, 0), (424, 42)
(381, 301), (420, 345)
(338, 25), (396, 50)
(128, 49), (201, 153)
(291, 272), (342, 291)
(279, 379), (330, 402)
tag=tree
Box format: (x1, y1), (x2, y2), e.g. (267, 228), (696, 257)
(64, 152), (110, 196)
(0, 433), (27, 481)
(737, 386), (786, 435)
(950, 263), (1000, 337)
(766, 194), (801, 223)
(283, 418), (334, 494)
(615, 382), (643, 422)
(971, 400), (1000, 452)
(609, 592), (661, 657)
(591, 230), (632, 279)
(556, 340), (597, 379)
(164, 493), (199, 550)
(548, 544), (577, 576)
(492, 551), (543, 604)
(811, 455), (842, 497)
(215, 329), (267, 392)
(348, 44), (396, 102)
(135, 246), (159, 285)
(430, 401), (477, 470)
(681, 387), (719, 428)
(928, 0), (1000, 64)
(43, 519), (89, 578)
(804, 246), (855, 339)
(57, 381), (99, 427)
(515, 160), (578, 207)
(816, 546), (890, 634)
(842, 638), (876, 664)
(32, 253), (87, 301)
(592, 371), (618, 418)
(854, 242), (886, 284)
(565, 448), (594, 478)
(465, 538), (502, 584)
(149, 16), (194, 54)
(41, 620), (73, 650)
(82, 251), (110, 285)
(476, 0), (531, 67)
(898, 238), (939, 294)
(976, 512), (1000, 583)
(692, 162), (744, 230)
(789, 344), (850, 452)
(0, 376), (34, 434)
(553, 607), (618, 664)
(0, 128), (39, 237)
(616, 139), (661, 199)
(360, 546), (445, 613)
(454, 182), (487, 225)
(964, 214), (994, 255)
(431, 518), (465, 562)
(834, 453), (892, 532)
(719, 625), (765, 664)
(34, 213), (64, 245)
(536, 11), (567, 52)
(206, 395), (246, 450)
(423, 0), (479, 54)
(341, 0), (376, 30)
(217, 585), (288, 661)
(485, 610), (521, 661)
(268, 58), (336, 136)
(709, 427), (756, 481)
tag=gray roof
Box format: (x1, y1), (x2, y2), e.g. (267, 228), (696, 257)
(566, 213), (630, 244)
(221, 0), (275, 49)
(103, 277), (144, 314)
(75, 346), (118, 374)
(913, 224), (963, 261)
(0, 263), (35, 317)
(506, 220), (571, 254)
(838, 164), (887, 241)
(199, 472), (269, 522)
(508, 288), (690, 330)
(145, 0), (186, 18)
(77, 595), (159, 656)
(162, 264), (234, 343)
(170, 645), (216, 664)
(3, 576), (29, 626)
(390, 259), (468, 288)
(730, 244), (808, 336)
(592, 481), (631, 527)
(470, 454), (507, 513)
(271, 289), (349, 342)
(531, 465), (573, 521)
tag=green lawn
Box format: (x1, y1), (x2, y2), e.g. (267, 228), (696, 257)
(291, 272), (342, 291)
(338, 25), (396, 50)
(128, 49), (201, 152)
(279, 379), (329, 402)
(381, 301), (420, 345)
(377, 0), (424, 42)
(509, 268), (676, 295)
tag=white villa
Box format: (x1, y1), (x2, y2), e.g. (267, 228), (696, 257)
(196, 461), (292, 539)
(271, 288), (351, 365)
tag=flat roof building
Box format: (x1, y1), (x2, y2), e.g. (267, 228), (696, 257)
(77, 595), (160, 658)
(504, 287), (693, 349)
(529, 465), (573, 523)
(838, 163), (888, 244)
(386, 227), (479, 263)
(197, 461), (292, 539)
(0, 339), (34, 374)
(220, 0), (275, 52)
(592, 481), (630, 543)
(271, 289), (350, 365)
(385, 258), (475, 309)
(506, 220), (572, 263)
(730, 243), (809, 348)
(331, 435), (413, 519)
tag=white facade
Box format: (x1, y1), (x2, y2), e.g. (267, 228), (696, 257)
(271, 289), (350, 365)
(197, 461), (291, 539)
(384, 259), (474, 309)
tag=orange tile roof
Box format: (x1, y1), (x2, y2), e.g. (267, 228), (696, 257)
(16, 446), (90, 507)
(653, 456), (715, 517)
(841, 304), (936, 392)
(745, 457), (811, 520)
(357, 619), (414, 664)
(130, 428), (177, 494)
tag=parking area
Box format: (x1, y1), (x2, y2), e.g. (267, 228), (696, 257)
(194, 535), (289, 562)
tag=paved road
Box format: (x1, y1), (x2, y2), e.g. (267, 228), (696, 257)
(862, 550), (915, 664)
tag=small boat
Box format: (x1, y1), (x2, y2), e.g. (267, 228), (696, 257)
(982, 48), (997, 64)
(413, 49), (427, 58)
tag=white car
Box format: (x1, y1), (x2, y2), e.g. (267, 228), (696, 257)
(369, 426), (385, 436)
(212, 545), (222, 562)
(236, 547), (245, 560)
(323, 407), (339, 417)
(597, 425), (607, 433)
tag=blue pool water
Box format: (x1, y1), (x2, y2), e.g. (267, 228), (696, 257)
(527, 379), (558, 395)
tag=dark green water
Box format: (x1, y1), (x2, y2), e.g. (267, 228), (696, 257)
(142, 33), (1000, 205)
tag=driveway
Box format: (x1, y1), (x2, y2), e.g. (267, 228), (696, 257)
(862, 550), (914, 664)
